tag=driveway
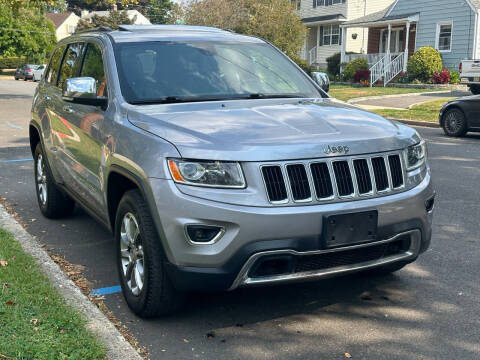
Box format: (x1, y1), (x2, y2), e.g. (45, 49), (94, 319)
(0, 79), (479, 360)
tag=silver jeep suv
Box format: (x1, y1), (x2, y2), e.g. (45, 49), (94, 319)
(30, 25), (435, 317)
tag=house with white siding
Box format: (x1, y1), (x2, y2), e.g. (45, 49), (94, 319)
(340, 0), (480, 85)
(297, 0), (395, 69)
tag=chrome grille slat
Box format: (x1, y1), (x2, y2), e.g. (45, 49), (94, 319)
(388, 155), (404, 188)
(260, 151), (406, 205)
(310, 162), (334, 199)
(371, 157), (389, 192)
(261, 165), (288, 203)
(286, 164), (311, 201)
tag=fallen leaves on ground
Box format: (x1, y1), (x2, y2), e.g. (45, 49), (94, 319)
(345, 353), (352, 358)
(0, 260), (8, 267)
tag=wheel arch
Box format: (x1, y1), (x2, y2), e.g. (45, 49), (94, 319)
(29, 121), (42, 156)
(106, 165), (153, 232)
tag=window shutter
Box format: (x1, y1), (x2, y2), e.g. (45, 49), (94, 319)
(320, 26), (324, 46)
(313, 0), (316, 8)
(342, 0), (346, 3)
(339, 28), (342, 45)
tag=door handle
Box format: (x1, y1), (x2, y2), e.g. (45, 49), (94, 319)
(63, 106), (74, 113)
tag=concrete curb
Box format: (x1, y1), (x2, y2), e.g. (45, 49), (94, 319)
(388, 118), (440, 128)
(346, 90), (452, 104)
(0, 204), (143, 360)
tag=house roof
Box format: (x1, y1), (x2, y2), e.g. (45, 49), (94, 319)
(46, 12), (73, 29)
(302, 14), (346, 24)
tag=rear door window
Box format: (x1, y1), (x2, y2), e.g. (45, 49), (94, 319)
(58, 42), (85, 90)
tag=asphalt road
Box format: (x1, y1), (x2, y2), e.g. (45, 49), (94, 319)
(0, 79), (479, 360)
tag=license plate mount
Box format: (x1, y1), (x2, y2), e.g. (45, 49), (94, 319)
(323, 211), (378, 248)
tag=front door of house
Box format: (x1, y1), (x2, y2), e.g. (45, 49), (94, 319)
(380, 29), (405, 53)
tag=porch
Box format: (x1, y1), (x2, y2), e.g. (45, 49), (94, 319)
(340, 12), (419, 86)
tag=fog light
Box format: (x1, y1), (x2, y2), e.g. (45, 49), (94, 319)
(425, 196), (435, 212)
(185, 225), (225, 244)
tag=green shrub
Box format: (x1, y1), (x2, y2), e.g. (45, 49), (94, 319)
(291, 56), (312, 75)
(343, 58), (369, 80)
(449, 70), (460, 85)
(0, 56), (26, 69)
(407, 46), (442, 82)
(327, 52), (357, 76)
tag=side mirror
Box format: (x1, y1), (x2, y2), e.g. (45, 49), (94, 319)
(62, 77), (107, 107)
(311, 72), (330, 93)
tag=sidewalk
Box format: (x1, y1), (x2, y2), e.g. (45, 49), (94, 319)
(349, 90), (469, 111)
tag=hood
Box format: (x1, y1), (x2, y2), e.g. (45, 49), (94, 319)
(127, 98), (419, 161)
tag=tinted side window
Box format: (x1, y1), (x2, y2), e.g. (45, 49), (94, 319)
(46, 46), (66, 85)
(58, 42), (85, 90)
(81, 43), (107, 97)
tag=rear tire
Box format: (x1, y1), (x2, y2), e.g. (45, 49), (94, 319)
(442, 108), (468, 137)
(115, 189), (185, 318)
(469, 84), (480, 95)
(34, 143), (75, 218)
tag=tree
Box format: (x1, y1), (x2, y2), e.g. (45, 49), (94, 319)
(184, 0), (306, 60)
(68, 0), (138, 14)
(46, 0), (68, 12)
(135, 0), (173, 24)
(75, 10), (135, 31)
(0, 1), (57, 62)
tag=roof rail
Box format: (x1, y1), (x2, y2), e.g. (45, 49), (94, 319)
(76, 26), (113, 34)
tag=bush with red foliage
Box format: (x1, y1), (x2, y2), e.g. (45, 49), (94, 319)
(353, 69), (371, 83)
(431, 69), (451, 84)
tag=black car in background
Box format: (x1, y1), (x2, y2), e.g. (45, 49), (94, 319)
(14, 64), (37, 81)
(439, 96), (480, 137)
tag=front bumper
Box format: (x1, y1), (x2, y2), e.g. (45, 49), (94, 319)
(149, 171), (434, 292)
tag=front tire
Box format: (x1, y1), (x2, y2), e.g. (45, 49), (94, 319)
(34, 143), (75, 218)
(115, 189), (184, 318)
(442, 108), (468, 137)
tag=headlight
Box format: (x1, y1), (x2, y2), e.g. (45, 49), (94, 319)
(168, 159), (246, 188)
(404, 140), (427, 171)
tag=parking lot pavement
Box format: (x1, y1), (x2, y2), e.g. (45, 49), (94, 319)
(0, 79), (479, 359)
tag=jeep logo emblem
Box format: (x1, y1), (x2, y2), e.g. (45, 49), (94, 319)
(324, 145), (350, 155)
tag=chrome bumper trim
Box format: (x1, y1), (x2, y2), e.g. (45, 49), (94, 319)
(229, 230), (421, 290)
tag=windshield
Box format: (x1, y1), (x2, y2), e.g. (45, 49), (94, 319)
(114, 41), (322, 104)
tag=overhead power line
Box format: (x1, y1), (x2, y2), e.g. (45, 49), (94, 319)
(0, 27), (51, 34)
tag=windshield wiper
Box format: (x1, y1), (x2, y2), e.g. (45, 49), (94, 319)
(246, 93), (308, 99)
(129, 93), (308, 105)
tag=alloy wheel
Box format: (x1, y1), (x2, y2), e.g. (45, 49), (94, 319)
(120, 212), (145, 296)
(444, 111), (463, 134)
(36, 154), (47, 206)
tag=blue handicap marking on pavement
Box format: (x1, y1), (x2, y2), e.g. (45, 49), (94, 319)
(90, 285), (122, 296)
(1, 158), (33, 163)
(6, 121), (22, 129)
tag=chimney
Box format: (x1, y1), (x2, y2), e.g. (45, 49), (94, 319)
(112, 3), (118, 11)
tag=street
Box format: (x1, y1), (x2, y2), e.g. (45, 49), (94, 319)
(0, 79), (479, 359)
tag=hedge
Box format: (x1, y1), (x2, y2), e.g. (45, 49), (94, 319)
(0, 56), (27, 69)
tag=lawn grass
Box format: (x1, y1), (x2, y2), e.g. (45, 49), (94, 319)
(0, 229), (106, 360)
(329, 84), (445, 102)
(370, 98), (455, 123)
